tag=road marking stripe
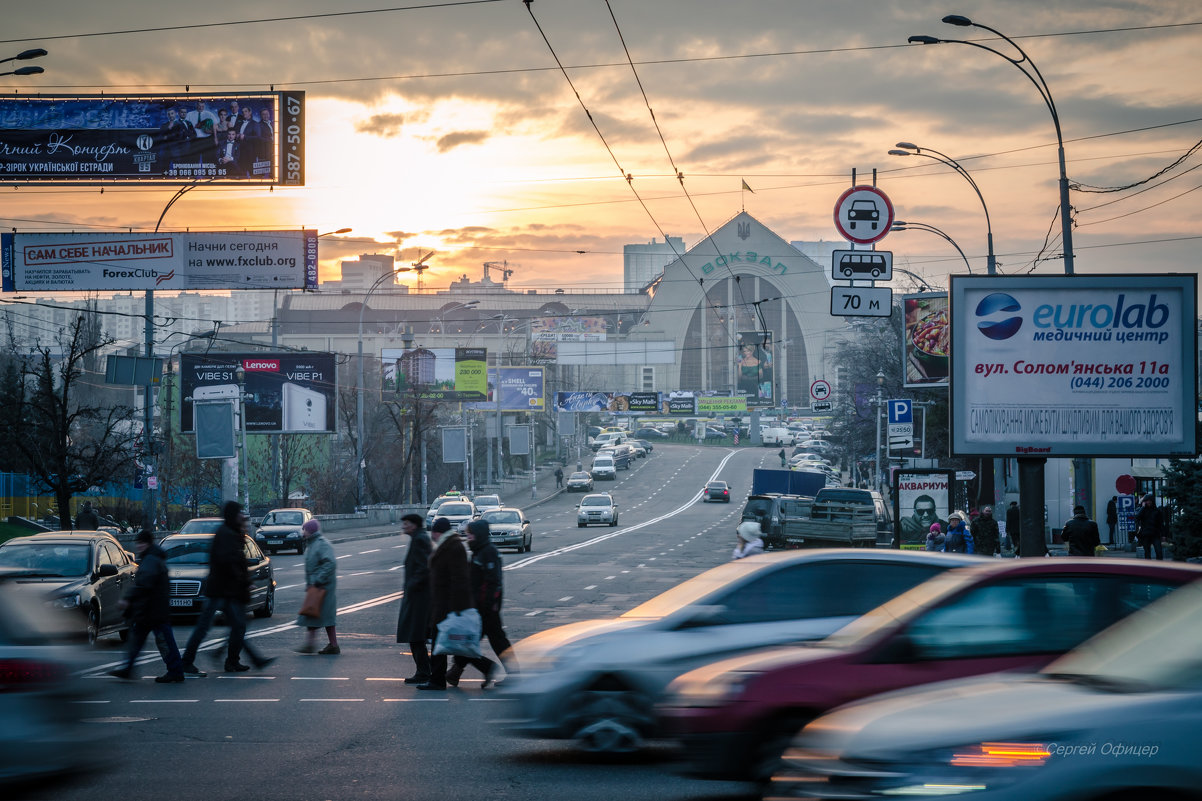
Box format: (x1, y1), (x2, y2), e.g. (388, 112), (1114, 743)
(300, 698), (363, 702)
(214, 699), (279, 703)
(584, 585), (597, 590)
(558, 596), (573, 602)
(291, 677), (349, 681)
(130, 699), (198, 703)
(383, 698), (449, 702)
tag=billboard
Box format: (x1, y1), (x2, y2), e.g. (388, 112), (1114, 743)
(697, 396), (748, 415)
(382, 347), (487, 401)
(0, 92), (304, 185)
(903, 293), (950, 387)
(530, 316), (607, 363)
(664, 392), (696, 415)
(553, 391), (656, 413)
(180, 353), (336, 434)
(2, 230), (318, 292)
(466, 367), (545, 412)
(950, 275), (1197, 457)
(735, 331), (774, 405)
(893, 469), (955, 549)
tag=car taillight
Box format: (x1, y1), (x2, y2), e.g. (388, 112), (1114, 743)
(0, 658), (69, 691)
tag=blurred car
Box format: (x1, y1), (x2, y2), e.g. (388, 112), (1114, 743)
(253, 507), (313, 555)
(631, 438), (654, 454)
(178, 517), (223, 536)
(703, 480), (731, 503)
(565, 471), (594, 492)
(0, 532), (136, 645)
(576, 493), (618, 527)
(627, 441), (647, 459)
(496, 551), (976, 754)
(634, 427), (668, 439)
(431, 500), (477, 532)
(481, 508), (532, 553)
(159, 532), (276, 618)
(472, 494), (503, 514)
(772, 578), (1202, 801)
(0, 584), (110, 787)
(799, 438), (835, 454)
(661, 558), (1202, 783)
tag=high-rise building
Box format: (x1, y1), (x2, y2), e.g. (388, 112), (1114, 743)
(623, 236), (684, 292)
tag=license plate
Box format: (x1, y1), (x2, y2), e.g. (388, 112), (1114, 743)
(169, 599), (192, 607)
(267, 540), (283, 545)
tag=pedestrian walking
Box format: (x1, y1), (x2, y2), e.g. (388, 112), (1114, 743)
(180, 501), (274, 674)
(732, 521), (765, 560)
(448, 519), (517, 689)
(925, 522), (945, 551)
(1006, 501), (1021, 553)
(778, 448), (787, 468)
(74, 500), (100, 531)
(974, 506), (1001, 557)
(944, 511), (975, 554)
(1106, 496), (1118, 543)
(1134, 494), (1166, 560)
(396, 513), (432, 684)
(1061, 505), (1101, 557)
(295, 519), (339, 654)
(418, 517), (474, 691)
(109, 528), (185, 683)
(554, 467), (564, 489)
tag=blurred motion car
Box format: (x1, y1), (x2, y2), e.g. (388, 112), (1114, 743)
(0, 532), (136, 645)
(576, 493), (618, 527)
(159, 531), (276, 618)
(661, 558), (1202, 783)
(703, 481), (731, 503)
(481, 508), (532, 553)
(253, 507), (313, 555)
(494, 550), (976, 754)
(771, 578), (1202, 801)
(565, 471), (594, 493)
(634, 427), (668, 439)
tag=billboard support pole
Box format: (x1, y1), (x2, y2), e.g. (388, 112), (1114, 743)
(143, 289), (156, 528)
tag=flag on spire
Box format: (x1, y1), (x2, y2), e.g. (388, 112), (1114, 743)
(741, 179), (755, 193)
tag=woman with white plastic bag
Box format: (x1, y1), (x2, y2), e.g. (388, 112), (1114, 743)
(418, 517), (480, 690)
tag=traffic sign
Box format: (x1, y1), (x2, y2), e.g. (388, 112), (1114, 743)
(831, 249), (893, 282)
(955, 470), (977, 481)
(810, 379), (832, 401)
(830, 286), (892, 317)
(833, 185), (894, 245)
(887, 399), (912, 424)
(812, 400), (832, 412)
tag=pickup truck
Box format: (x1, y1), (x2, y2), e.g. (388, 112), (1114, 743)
(781, 499), (878, 548)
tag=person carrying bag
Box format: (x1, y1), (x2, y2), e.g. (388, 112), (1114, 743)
(417, 516), (476, 691)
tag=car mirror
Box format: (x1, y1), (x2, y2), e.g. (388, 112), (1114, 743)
(96, 563), (118, 577)
(678, 604), (728, 629)
(523, 520), (531, 525)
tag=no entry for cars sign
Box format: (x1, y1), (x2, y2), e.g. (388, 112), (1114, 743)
(834, 185), (894, 245)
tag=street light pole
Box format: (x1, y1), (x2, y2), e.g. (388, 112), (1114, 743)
(0, 47), (47, 78)
(234, 366), (250, 510)
(356, 268), (401, 506)
(873, 370), (885, 493)
(889, 143), (996, 274)
(908, 15), (1074, 274)
(891, 221), (972, 274)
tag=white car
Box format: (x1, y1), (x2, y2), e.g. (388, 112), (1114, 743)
(590, 455), (617, 481)
(430, 500), (477, 532)
(771, 579), (1202, 801)
(576, 493), (618, 527)
(472, 494), (502, 514)
(494, 550), (972, 754)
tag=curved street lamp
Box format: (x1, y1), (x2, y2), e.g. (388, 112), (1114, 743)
(355, 268), (404, 504)
(890, 143), (996, 274)
(892, 220), (973, 274)
(907, 15), (1074, 274)
(0, 48), (47, 78)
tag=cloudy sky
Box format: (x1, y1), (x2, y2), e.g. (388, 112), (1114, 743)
(2, 0), (1199, 292)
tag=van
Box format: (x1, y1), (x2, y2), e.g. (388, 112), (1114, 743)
(761, 427), (795, 447)
(590, 455), (617, 481)
(590, 431), (624, 452)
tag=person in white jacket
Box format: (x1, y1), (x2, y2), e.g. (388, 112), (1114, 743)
(733, 521), (765, 560)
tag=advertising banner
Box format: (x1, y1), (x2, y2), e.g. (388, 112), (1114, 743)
(903, 293), (950, 387)
(0, 92), (304, 185)
(2, 230), (318, 292)
(697, 396), (748, 415)
(530, 316), (607, 363)
(382, 347), (487, 401)
(466, 367), (545, 412)
(553, 391), (659, 413)
(894, 469), (954, 549)
(180, 352), (336, 434)
(664, 392), (696, 415)
(735, 330), (774, 405)
(951, 275), (1197, 457)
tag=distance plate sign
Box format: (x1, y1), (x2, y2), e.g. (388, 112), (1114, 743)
(830, 286), (892, 318)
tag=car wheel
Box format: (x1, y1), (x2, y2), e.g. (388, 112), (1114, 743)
(752, 714), (814, 784)
(255, 585), (275, 618)
(610, 517), (617, 527)
(525, 538), (533, 553)
(566, 681), (655, 754)
(86, 607), (100, 646)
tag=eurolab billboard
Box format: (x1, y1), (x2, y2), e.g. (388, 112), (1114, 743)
(1, 230), (318, 292)
(180, 353), (336, 434)
(0, 92), (305, 185)
(465, 367), (545, 412)
(950, 274), (1197, 457)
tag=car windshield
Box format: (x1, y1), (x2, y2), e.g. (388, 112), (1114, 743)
(622, 560), (767, 619)
(439, 503), (472, 516)
(264, 511), (304, 526)
(475, 496), (500, 507)
(162, 538), (212, 564)
(815, 489), (872, 504)
(569, 472), (590, 481)
(483, 510), (521, 525)
(581, 496), (612, 507)
(180, 519), (222, 535)
(0, 542), (91, 576)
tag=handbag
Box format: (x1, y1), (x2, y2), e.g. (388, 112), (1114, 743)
(299, 585), (327, 618)
(433, 608), (483, 658)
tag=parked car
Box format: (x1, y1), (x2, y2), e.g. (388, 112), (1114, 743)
(472, 494), (503, 514)
(0, 531), (137, 645)
(480, 508), (532, 553)
(703, 481), (732, 503)
(253, 507), (313, 555)
(159, 531), (276, 618)
(496, 551), (977, 754)
(772, 578), (1202, 801)
(576, 493), (618, 527)
(661, 557), (1202, 783)
(590, 455), (618, 481)
(799, 438), (835, 454)
(761, 427), (796, 446)
(634, 428), (668, 439)
(565, 471), (594, 492)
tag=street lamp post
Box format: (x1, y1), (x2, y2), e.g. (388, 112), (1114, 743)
(873, 371), (885, 492)
(356, 268), (402, 505)
(908, 15), (1073, 274)
(0, 48), (47, 78)
(891, 220), (972, 274)
(889, 143), (995, 274)
(234, 366), (250, 510)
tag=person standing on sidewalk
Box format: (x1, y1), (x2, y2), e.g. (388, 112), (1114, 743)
(1106, 496), (1118, 543)
(396, 513), (432, 684)
(1134, 494), (1166, 560)
(1061, 505), (1101, 557)
(418, 517), (474, 691)
(295, 519), (339, 655)
(447, 520), (517, 689)
(554, 467), (564, 489)
(1006, 501), (1021, 554)
(974, 506), (1001, 557)
(110, 528), (185, 683)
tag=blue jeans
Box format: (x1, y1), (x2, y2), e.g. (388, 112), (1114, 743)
(123, 621), (184, 675)
(182, 596), (265, 666)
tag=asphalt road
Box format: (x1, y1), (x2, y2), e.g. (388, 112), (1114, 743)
(26, 444), (780, 801)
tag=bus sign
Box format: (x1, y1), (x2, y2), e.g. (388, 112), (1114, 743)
(831, 249), (892, 282)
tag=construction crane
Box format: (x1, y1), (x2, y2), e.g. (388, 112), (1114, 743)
(408, 250), (434, 292)
(482, 260), (516, 285)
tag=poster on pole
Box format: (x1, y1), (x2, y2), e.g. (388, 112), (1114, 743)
(903, 293), (950, 387)
(735, 330), (774, 406)
(893, 469), (955, 549)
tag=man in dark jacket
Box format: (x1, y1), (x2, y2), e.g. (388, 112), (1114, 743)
(396, 513), (433, 684)
(1061, 505), (1101, 556)
(74, 501), (100, 531)
(1106, 496), (1118, 543)
(1134, 494), (1166, 560)
(180, 501), (274, 674)
(448, 519), (517, 689)
(1006, 501), (1021, 553)
(974, 506), (1001, 557)
(110, 529), (185, 682)
(419, 516), (475, 691)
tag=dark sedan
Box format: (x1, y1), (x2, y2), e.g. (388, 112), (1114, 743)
(565, 471), (594, 492)
(631, 438), (654, 454)
(0, 531), (136, 644)
(703, 481), (732, 502)
(160, 532), (276, 618)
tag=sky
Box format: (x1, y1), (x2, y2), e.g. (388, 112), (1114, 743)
(1, 0), (1200, 295)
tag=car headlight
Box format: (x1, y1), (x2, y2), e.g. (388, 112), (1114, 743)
(669, 670), (758, 707)
(866, 737), (1077, 797)
(51, 594), (81, 609)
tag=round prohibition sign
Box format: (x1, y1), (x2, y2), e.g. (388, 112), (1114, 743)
(810, 379), (832, 401)
(834, 185), (894, 245)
